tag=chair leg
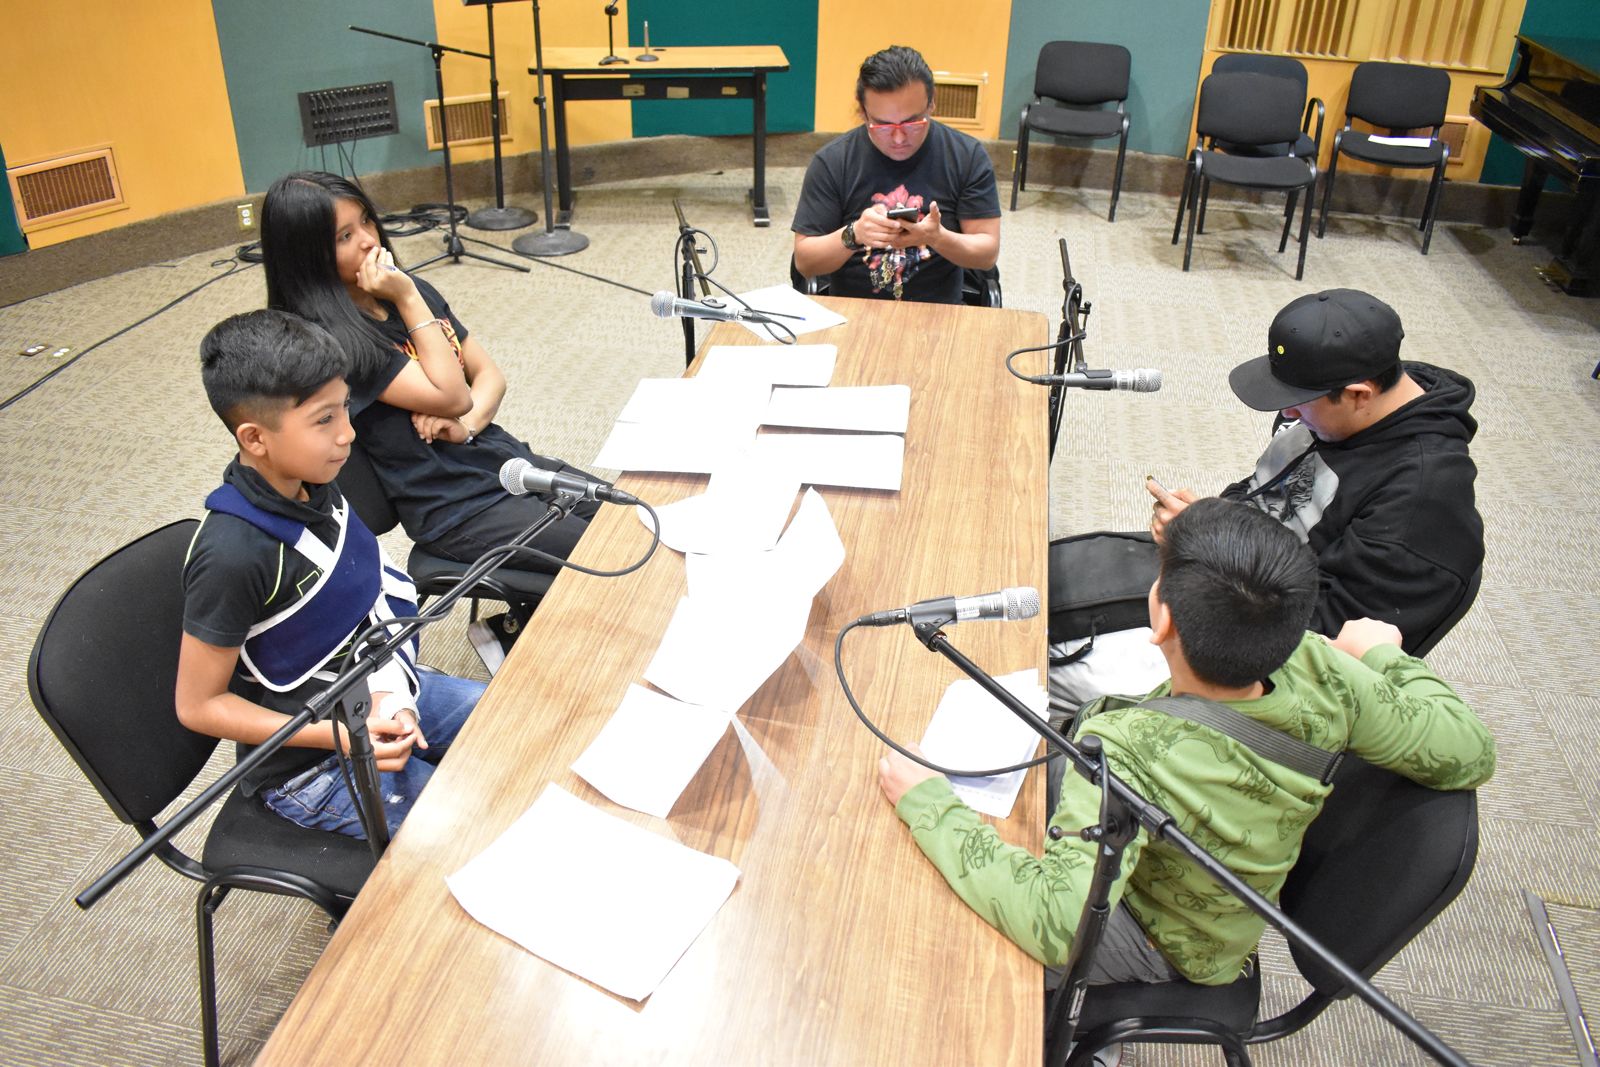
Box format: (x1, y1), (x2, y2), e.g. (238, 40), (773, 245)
(1012, 125), (1029, 211)
(197, 883), (229, 1067)
(1109, 124), (1128, 222)
(1198, 176), (1211, 234)
(1183, 161), (1203, 271)
(1420, 156), (1447, 255)
(1296, 178), (1314, 280)
(1279, 190), (1298, 252)
(1318, 136), (1342, 238)
(1173, 159), (1194, 245)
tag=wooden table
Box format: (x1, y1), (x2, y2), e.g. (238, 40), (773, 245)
(533, 45), (791, 227)
(260, 297), (1051, 1066)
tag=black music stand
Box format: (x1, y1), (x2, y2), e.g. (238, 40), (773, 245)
(512, 0), (589, 256)
(350, 25), (527, 274)
(463, 0), (536, 231)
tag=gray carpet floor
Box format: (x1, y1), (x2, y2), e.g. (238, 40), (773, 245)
(0, 163), (1597, 1066)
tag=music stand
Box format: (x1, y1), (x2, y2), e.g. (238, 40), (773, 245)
(350, 25), (528, 274)
(462, 0), (536, 231)
(512, 0), (590, 256)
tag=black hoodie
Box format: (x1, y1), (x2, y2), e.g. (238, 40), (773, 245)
(1220, 362), (1483, 649)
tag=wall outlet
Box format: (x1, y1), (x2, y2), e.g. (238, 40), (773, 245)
(237, 203), (256, 230)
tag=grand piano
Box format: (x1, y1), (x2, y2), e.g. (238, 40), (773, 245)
(1472, 35), (1600, 295)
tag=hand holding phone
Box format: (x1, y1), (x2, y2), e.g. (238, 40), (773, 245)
(886, 205), (920, 222)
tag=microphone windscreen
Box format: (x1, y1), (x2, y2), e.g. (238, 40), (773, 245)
(1135, 369), (1163, 392)
(1004, 587), (1042, 620)
(649, 291), (677, 319)
(498, 457), (531, 495)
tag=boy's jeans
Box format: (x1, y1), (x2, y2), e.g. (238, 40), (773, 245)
(264, 670), (485, 840)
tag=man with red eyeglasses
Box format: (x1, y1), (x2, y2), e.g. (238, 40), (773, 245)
(793, 45), (1001, 304)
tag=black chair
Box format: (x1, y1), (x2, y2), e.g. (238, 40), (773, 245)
(1056, 755), (1480, 1067)
(1174, 72), (1318, 280)
(1011, 41), (1132, 221)
(788, 256), (1002, 309)
(26, 521), (376, 1067)
(335, 441), (553, 620)
(1407, 564), (1483, 658)
(1196, 54), (1325, 235)
(1317, 61), (1452, 254)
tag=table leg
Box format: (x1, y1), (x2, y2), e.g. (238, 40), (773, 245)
(553, 75), (574, 228)
(750, 71), (770, 228)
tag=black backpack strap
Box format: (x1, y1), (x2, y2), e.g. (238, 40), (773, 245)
(1141, 695), (1345, 784)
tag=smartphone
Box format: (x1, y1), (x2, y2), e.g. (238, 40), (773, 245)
(886, 206), (920, 221)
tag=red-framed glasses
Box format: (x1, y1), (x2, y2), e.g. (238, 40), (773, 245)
(866, 116), (930, 134)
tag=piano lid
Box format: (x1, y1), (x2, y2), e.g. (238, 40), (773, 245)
(1514, 35), (1600, 147)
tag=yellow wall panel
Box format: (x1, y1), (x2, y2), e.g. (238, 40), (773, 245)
(814, 1), (1015, 138)
(0, 0), (243, 248)
(432, 0), (632, 165)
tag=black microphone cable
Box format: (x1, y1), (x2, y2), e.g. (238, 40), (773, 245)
(834, 617), (1053, 779)
(1003, 331), (1087, 385)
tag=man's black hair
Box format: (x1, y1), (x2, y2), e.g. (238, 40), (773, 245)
(1157, 498), (1319, 687)
(856, 45), (935, 109)
(199, 310), (351, 432)
(1324, 362), (1403, 402)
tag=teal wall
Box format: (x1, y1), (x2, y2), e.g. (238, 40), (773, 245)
(626, 0), (818, 136)
(211, 0), (440, 194)
(1479, 0), (1600, 186)
(0, 143), (25, 258)
(1000, 0), (1210, 157)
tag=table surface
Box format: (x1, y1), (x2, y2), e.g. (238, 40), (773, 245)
(258, 296), (1051, 1067)
(537, 44), (790, 75)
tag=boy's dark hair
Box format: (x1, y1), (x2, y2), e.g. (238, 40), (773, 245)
(199, 310), (350, 432)
(1157, 498), (1318, 687)
(1324, 362), (1403, 402)
(856, 45), (935, 109)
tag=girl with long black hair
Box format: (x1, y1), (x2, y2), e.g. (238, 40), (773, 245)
(260, 171), (596, 662)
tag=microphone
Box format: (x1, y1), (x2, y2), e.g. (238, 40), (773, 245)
(499, 458), (641, 507)
(651, 291), (779, 325)
(856, 587), (1041, 628)
(1034, 368), (1162, 392)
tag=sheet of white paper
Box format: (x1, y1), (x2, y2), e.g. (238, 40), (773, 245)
(765, 384), (910, 434)
(571, 685), (734, 819)
(1368, 135), (1433, 148)
(615, 376), (772, 425)
(593, 419), (757, 474)
(643, 593), (813, 712)
(637, 451), (801, 555)
(750, 432), (904, 491)
(698, 344), (838, 386)
(920, 669), (1047, 820)
(446, 784), (740, 1001)
(732, 284), (848, 338)
(685, 487), (844, 604)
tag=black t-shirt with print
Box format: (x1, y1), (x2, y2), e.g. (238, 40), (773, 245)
(791, 121), (1000, 304)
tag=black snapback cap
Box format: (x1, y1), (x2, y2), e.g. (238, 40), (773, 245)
(1228, 289), (1404, 411)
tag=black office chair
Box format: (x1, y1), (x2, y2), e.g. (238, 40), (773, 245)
(335, 441), (553, 620)
(1317, 61), (1452, 254)
(1406, 564), (1483, 658)
(1011, 41), (1132, 221)
(27, 521), (376, 1067)
(1055, 755), (1480, 1067)
(1196, 54), (1325, 236)
(788, 256), (1002, 309)
(1174, 72), (1318, 280)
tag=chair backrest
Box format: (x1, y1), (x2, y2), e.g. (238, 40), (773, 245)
(1346, 61), (1450, 131)
(1406, 564), (1483, 658)
(27, 520), (218, 827)
(1280, 754), (1479, 995)
(1213, 53), (1308, 97)
(1196, 72), (1306, 148)
(336, 440), (400, 536)
(1035, 41), (1131, 107)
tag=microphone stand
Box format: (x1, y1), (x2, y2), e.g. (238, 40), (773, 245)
(512, 0), (590, 257)
(1049, 236), (1090, 460)
(465, 0), (536, 231)
(350, 25), (528, 275)
(599, 2), (628, 65)
(673, 199), (714, 368)
(902, 617), (1473, 1067)
(75, 497), (582, 910)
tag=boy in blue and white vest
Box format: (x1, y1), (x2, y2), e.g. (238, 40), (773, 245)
(177, 310), (484, 840)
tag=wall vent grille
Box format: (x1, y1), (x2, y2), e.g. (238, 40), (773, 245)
(7, 147), (124, 232)
(424, 93), (512, 150)
(931, 73), (986, 128)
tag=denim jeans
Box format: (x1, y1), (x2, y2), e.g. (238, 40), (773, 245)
(264, 670), (486, 840)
